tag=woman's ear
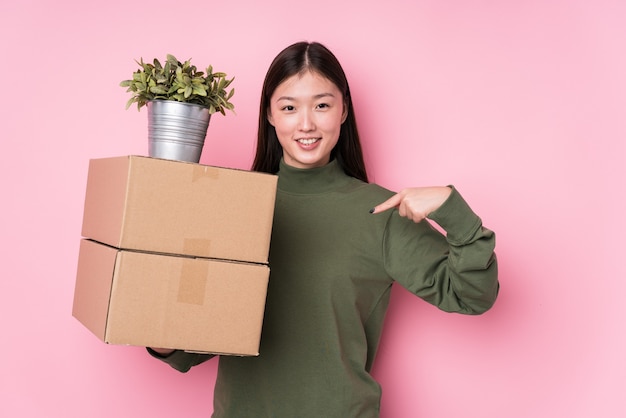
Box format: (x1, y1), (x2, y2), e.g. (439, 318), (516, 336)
(267, 110), (275, 127)
(341, 102), (348, 124)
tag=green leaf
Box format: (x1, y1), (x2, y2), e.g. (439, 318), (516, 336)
(166, 54), (179, 66)
(192, 86), (207, 96)
(124, 97), (135, 110)
(150, 86), (168, 94)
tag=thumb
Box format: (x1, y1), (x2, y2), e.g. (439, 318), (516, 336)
(370, 193), (402, 214)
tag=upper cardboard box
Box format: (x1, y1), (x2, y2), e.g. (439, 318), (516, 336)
(81, 156), (277, 264)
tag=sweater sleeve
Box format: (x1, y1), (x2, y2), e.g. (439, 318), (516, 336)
(382, 186), (499, 314)
(146, 348), (215, 373)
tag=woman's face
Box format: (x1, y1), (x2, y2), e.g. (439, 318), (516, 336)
(268, 71), (347, 169)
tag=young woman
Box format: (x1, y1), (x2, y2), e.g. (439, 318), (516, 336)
(149, 41), (499, 418)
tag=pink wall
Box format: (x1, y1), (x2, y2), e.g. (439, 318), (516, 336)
(1, 1), (624, 417)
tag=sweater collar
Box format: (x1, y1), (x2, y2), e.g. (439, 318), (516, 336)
(277, 159), (351, 194)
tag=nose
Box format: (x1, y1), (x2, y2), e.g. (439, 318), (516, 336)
(298, 109), (315, 131)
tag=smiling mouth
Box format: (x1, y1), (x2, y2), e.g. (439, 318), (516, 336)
(297, 138), (320, 145)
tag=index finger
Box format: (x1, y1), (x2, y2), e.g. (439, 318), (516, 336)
(369, 193), (402, 214)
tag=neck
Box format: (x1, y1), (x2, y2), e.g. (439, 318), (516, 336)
(277, 159), (351, 194)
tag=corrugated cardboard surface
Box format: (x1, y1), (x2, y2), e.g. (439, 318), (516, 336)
(81, 156), (277, 264)
(73, 239), (270, 356)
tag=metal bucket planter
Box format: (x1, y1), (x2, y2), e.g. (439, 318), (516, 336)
(147, 100), (211, 163)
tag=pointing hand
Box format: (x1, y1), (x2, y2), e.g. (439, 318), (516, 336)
(370, 187), (452, 223)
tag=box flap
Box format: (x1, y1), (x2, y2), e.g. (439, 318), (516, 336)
(81, 157), (131, 248)
(72, 239), (118, 340)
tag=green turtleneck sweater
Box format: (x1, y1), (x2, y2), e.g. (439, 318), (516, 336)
(150, 160), (499, 418)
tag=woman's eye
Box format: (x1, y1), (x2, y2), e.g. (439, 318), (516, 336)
(282, 105), (295, 111)
(317, 103), (329, 109)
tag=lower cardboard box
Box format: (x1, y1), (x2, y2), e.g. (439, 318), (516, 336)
(72, 239), (269, 356)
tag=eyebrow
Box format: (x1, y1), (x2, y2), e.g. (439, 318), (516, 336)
(276, 92), (336, 102)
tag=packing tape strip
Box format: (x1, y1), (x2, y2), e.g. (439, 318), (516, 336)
(177, 258), (209, 306)
(192, 165), (220, 182)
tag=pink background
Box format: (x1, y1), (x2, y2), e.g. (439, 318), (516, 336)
(1, 1), (624, 417)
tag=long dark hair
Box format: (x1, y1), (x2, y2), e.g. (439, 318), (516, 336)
(251, 41), (368, 183)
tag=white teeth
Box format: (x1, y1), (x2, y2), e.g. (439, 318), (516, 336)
(298, 138), (319, 145)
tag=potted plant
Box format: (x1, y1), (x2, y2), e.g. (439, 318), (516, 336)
(120, 54), (235, 163)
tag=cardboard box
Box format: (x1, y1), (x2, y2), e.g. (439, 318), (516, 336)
(72, 239), (270, 356)
(81, 156), (277, 264)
